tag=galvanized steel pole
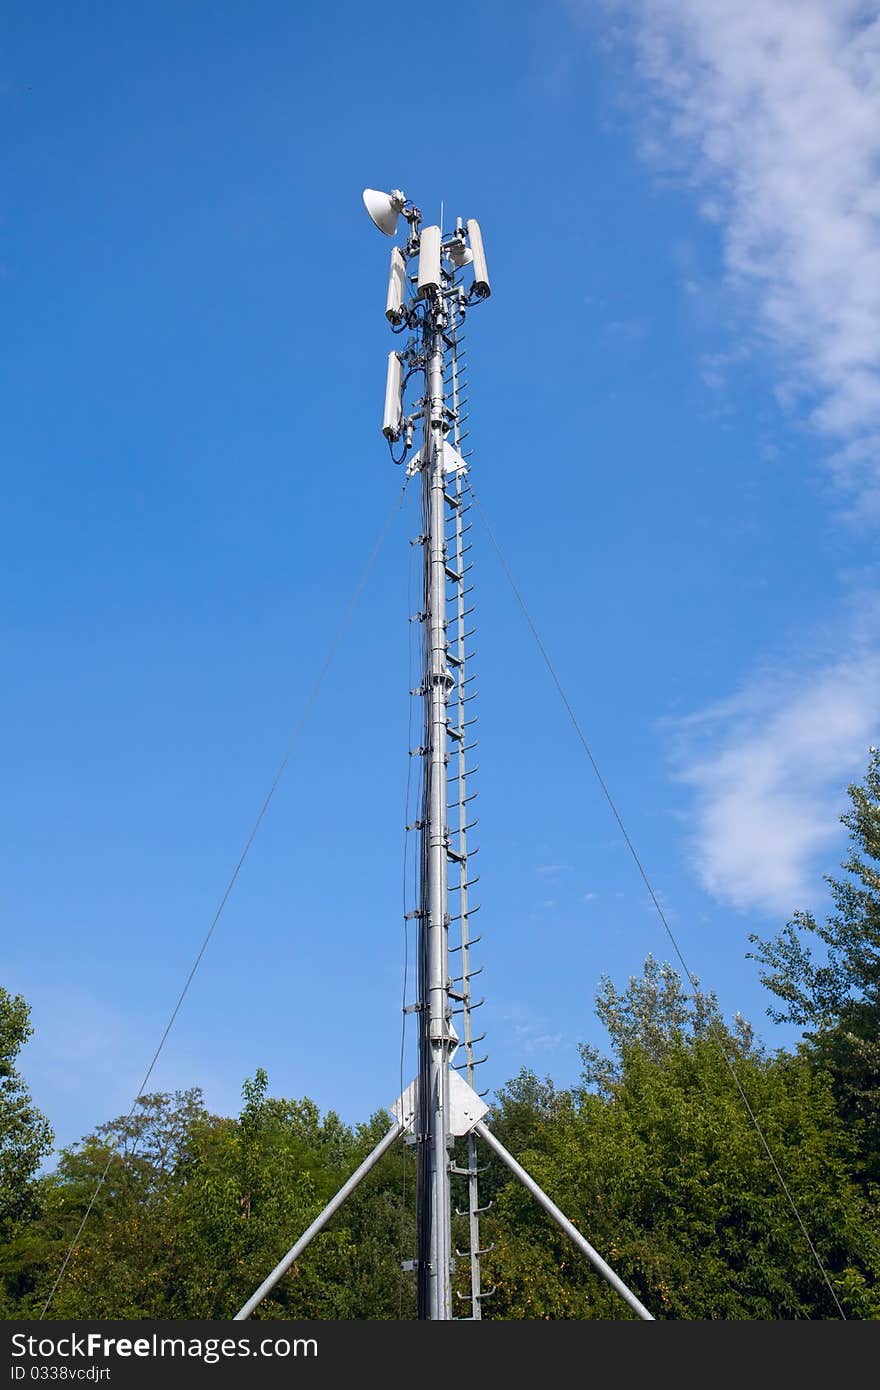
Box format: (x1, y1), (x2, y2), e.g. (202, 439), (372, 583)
(417, 315), (454, 1320)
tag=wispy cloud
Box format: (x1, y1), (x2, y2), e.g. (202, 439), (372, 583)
(609, 0), (880, 511)
(671, 621), (880, 915)
(491, 1001), (571, 1056)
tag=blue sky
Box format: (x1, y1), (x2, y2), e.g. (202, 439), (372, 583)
(4, 1), (879, 1157)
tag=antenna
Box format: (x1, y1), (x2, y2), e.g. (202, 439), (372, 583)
(233, 189), (654, 1323)
(363, 187), (406, 236)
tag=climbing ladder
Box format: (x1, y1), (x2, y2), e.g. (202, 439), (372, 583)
(444, 286), (493, 1320)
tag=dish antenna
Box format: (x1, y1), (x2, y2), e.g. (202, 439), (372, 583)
(362, 187), (407, 237)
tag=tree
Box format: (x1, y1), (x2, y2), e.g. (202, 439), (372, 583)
(171, 1071), (413, 1319)
(0, 989), (53, 1232)
(7, 1075), (415, 1320)
(0, 988), (54, 1314)
(749, 746), (880, 1183)
(5, 1088), (214, 1318)
(479, 958), (880, 1319)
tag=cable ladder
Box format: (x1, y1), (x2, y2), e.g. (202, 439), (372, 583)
(444, 289), (492, 1319)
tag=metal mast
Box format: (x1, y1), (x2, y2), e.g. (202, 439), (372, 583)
(398, 208), (487, 1319)
(233, 187), (654, 1326)
(416, 261), (456, 1319)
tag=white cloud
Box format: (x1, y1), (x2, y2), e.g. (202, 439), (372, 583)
(491, 1001), (571, 1056)
(673, 641), (880, 915)
(614, 0), (880, 509)
(521, 1031), (567, 1054)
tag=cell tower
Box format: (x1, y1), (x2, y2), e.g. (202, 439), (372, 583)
(234, 189), (653, 1323)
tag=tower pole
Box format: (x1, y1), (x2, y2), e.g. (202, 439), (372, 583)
(418, 308), (454, 1320)
(232, 190), (655, 1325)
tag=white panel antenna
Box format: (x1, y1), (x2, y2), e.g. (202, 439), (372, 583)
(385, 246), (407, 324)
(466, 219), (490, 298)
(382, 350), (403, 440)
(417, 225), (442, 296)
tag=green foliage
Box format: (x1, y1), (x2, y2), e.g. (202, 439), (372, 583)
(0, 989), (53, 1236)
(5, 1077), (415, 1320)
(4, 968), (879, 1320)
(749, 747), (880, 1181)
(0, 988), (54, 1316)
(478, 959), (880, 1320)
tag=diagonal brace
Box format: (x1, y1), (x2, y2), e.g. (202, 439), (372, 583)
(473, 1120), (653, 1321)
(233, 1119), (403, 1320)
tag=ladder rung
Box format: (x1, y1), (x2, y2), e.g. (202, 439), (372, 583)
(453, 1053), (488, 1069)
(452, 997), (484, 1014)
(448, 910), (480, 925)
(452, 964), (484, 984)
(449, 933), (482, 953)
(448, 876), (480, 892)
